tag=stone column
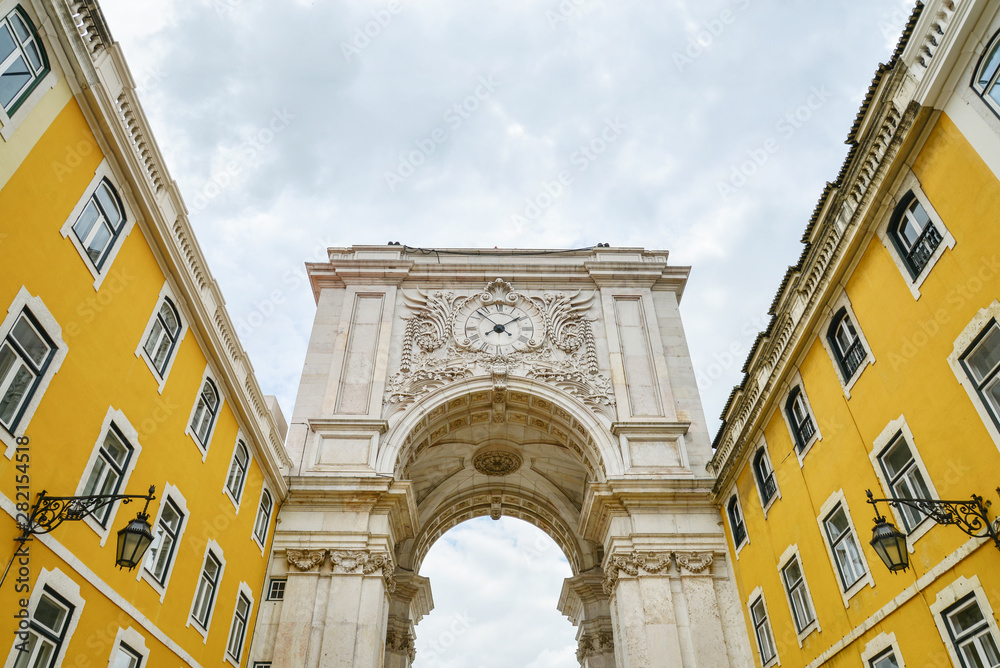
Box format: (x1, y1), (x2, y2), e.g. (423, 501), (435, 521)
(383, 572), (433, 668)
(559, 570), (616, 668)
(271, 549), (327, 666)
(674, 552), (732, 668)
(317, 549), (396, 667)
(604, 552), (684, 667)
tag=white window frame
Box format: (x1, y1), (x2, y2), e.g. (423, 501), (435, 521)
(818, 294), (875, 397)
(3, 567), (84, 668)
(816, 489), (874, 607)
(251, 485), (273, 554)
(776, 544), (820, 645)
(266, 578), (286, 601)
(780, 373), (822, 466)
(222, 433), (253, 511)
(869, 415), (940, 548)
(948, 300), (1000, 451)
(58, 160), (136, 289)
(725, 488), (749, 558)
(135, 281), (187, 393)
(73, 406), (143, 545)
(0, 287), (68, 458)
(745, 586), (780, 668)
(187, 540), (226, 642)
(184, 365), (225, 460)
(224, 582), (255, 666)
(876, 172), (955, 298)
(0, 0), (59, 142)
(752, 436), (780, 516)
(108, 627), (149, 668)
(137, 482), (190, 602)
(861, 631), (906, 668)
(930, 575), (1000, 668)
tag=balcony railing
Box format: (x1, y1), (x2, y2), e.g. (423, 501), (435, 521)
(905, 223), (942, 277)
(795, 418), (815, 451)
(839, 338), (867, 378)
(733, 522), (747, 547)
(760, 474), (777, 504)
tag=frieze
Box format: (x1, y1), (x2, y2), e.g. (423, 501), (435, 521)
(676, 551), (714, 574)
(602, 551), (672, 594)
(286, 548), (326, 572)
(330, 549), (397, 592)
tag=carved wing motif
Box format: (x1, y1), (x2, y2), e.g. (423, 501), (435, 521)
(534, 291), (594, 354)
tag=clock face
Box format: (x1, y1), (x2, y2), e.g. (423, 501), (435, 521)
(460, 302), (539, 355)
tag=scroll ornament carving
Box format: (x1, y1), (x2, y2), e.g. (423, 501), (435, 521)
(330, 550), (397, 593)
(286, 549), (326, 572)
(602, 551), (672, 595)
(386, 281), (615, 418)
(676, 551), (714, 574)
(577, 633), (614, 661)
(386, 629), (416, 661)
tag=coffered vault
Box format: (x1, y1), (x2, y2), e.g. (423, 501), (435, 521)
(251, 246), (754, 668)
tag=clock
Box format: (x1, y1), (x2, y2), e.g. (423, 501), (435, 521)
(458, 300), (541, 355)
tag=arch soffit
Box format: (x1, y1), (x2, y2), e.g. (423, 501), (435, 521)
(377, 377), (622, 478)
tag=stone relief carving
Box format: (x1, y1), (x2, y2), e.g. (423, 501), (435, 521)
(286, 548), (326, 572)
(385, 280), (615, 419)
(329, 549), (397, 593)
(576, 632), (614, 661)
(602, 551), (672, 595)
(676, 551), (714, 574)
(473, 450), (523, 477)
(386, 629), (416, 662)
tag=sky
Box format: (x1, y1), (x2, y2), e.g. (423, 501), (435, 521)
(97, 0), (915, 665)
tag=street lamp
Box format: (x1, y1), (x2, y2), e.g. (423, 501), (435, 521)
(865, 488), (1000, 574)
(1, 486), (156, 588)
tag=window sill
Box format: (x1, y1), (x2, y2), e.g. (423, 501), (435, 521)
(795, 434), (820, 468)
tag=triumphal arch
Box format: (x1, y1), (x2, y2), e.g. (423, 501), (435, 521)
(253, 246), (752, 667)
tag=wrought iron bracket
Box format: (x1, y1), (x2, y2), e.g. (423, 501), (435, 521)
(16, 485), (156, 542)
(866, 488), (1000, 551)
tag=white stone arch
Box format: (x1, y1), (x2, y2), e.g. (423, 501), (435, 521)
(376, 376), (623, 478)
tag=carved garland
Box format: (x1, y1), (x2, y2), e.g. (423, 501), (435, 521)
(286, 549), (396, 592)
(602, 551), (715, 594)
(286, 549), (326, 572)
(386, 629), (417, 662)
(577, 632), (615, 661)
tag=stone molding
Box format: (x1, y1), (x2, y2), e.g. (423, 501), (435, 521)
(286, 548), (326, 572)
(330, 549), (397, 593)
(602, 551), (715, 594)
(385, 628), (416, 662)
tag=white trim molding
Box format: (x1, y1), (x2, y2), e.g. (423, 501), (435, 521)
(860, 631), (906, 668)
(224, 581), (256, 667)
(73, 406), (143, 546)
(222, 431), (253, 512)
(776, 544), (820, 646)
(107, 626), (150, 667)
(186, 539), (227, 642)
(725, 486), (750, 559)
(0, 0), (60, 142)
(0, 287), (68, 458)
(134, 280), (188, 393)
(745, 585), (780, 668)
(779, 373), (823, 467)
(184, 363), (226, 460)
(2, 567), (84, 668)
(929, 575), (1000, 668)
(752, 435), (781, 517)
(817, 291), (876, 398)
(137, 481), (190, 602)
(816, 489), (875, 608)
(947, 300), (1000, 450)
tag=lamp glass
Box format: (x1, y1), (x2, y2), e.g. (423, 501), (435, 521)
(870, 516), (909, 573)
(116, 515), (154, 570)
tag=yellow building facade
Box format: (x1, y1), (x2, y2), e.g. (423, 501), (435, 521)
(711, 1), (1000, 667)
(0, 1), (290, 667)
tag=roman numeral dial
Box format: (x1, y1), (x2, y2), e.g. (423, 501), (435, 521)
(458, 299), (541, 355)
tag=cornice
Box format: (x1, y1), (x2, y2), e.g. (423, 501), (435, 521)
(308, 418), (389, 434)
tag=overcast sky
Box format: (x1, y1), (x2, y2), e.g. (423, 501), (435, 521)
(98, 0), (913, 664)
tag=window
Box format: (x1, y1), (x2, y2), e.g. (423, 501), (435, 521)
(974, 30), (1000, 117)
(0, 310), (54, 432)
(869, 649), (900, 668)
(190, 379), (220, 447)
(727, 495), (747, 548)
(253, 489), (273, 545)
(226, 592), (252, 661)
(110, 644), (142, 668)
(781, 557), (815, 633)
(267, 578), (286, 601)
(141, 298), (181, 377)
(12, 588), (73, 668)
(79, 425), (133, 526)
(71, 179), (126, 270)
(145, 498), (182, 585)
(253, 664), (272, 668)
(0, 6), (48, 114)
(824, 504), (867, 590)
(827, 308), (867, 380)
(750, 595), (777, 665)
(889, 192), (942, 278)
(961, 320), (1000, 431)
(191, 552), (222, 629)
(753, 448), (777, 505)
(877, 433), (932, 531)
(944, 595), (1000, 668)
(226, 441), (249, 502)
(785, 387), (816, 452)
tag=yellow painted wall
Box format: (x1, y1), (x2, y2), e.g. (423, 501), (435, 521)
(725, 112), (1000, 667)
(0, 95), (276, 665)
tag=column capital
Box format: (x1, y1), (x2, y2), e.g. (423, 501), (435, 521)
(286, 548), (326, 572)
(330, 549), (397, 593)
(602, 550), (672, 595)
(675, 551), (714, 575)
(385, 628), (416, 663)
